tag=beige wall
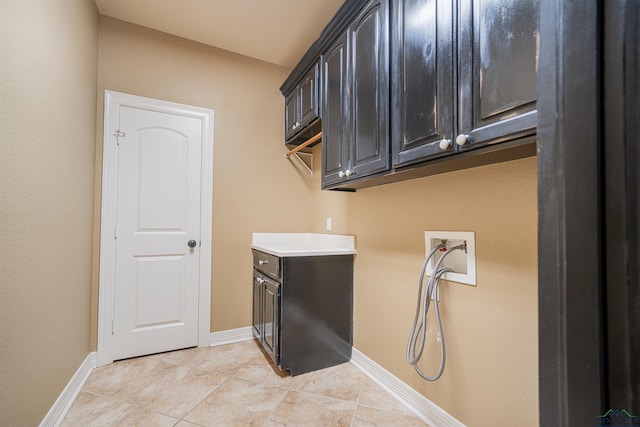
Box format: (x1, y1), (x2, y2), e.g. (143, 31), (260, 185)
(0, 0), (98, 425)
(92, 17), (315, 342)
(0, 4), (538, 424)
(310, 149), (539, 426)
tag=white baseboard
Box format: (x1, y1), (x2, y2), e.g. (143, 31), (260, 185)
(39, 352), (97, 427)
(350, 348), (465, 427)
(209, 326), (253, 346)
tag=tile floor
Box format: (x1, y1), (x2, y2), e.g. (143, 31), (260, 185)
(62, 340), (427, 426)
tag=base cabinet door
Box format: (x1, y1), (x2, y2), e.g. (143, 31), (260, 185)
(262, 278), (280, 361)
(252, 271), (280, 364)
(252, 273), (263, 339)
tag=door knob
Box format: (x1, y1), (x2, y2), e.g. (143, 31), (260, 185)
(188, 240), (197, 248)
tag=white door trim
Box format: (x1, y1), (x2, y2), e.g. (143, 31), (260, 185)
(98, 90), (214, 366)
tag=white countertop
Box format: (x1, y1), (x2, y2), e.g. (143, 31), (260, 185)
(252, 233), (356, 257)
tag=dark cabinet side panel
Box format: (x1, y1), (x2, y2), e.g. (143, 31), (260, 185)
(280, 255), (353, 376)
(458, 0), (537, 149)
(322, 33), (350, 188)
(392, 0), (455, 167)
(351, 0), (390, 177)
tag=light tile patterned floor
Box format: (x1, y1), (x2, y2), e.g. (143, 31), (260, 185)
(62, 340), (427, 426)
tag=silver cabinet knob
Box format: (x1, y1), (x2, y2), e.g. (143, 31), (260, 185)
(187, 240), (197, 248)
(259, 259), (268, 265)
(345, 169), (352, 177)
(456, 134), (471, 146)
(439, 139), (453, 150)
(338, 171), (345, 178)
(256, 277), (264, 285)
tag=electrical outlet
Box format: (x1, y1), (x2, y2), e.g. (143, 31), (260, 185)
(326, 217), (332, 231)
(425, 231), (476, 285)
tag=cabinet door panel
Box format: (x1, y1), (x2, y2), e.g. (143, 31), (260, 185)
(392, 0), (454, 167)
(322, 33), (349, 187)
(299, 64), (319, 127)
(263, 279), (280, 361)
(351, 0), (390, 177)
(284, 91), (298, 140)
(458, 0), (537, 148)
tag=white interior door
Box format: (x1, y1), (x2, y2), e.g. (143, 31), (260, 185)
(112, 105), (203, 360)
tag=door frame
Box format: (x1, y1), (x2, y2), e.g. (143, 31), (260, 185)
(97, 90), (214, 366)
(538, 0), (640, 421)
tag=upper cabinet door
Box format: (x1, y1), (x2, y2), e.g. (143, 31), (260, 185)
(392, 0), (455, 168)
(322, 32), (350, 188)
(350, 0), (390, 177)
(299, 64), (319, 128)
(457, 0), (538, 149)
(284, 91), (299, 141)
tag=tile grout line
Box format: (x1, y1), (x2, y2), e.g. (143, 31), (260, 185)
(177, 370), (235, 425)
(264, 388), (292, 424)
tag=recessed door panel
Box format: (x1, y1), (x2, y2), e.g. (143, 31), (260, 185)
(477, 0), (537, 120)
(134, 255), (186, 328)
(137, 129), (188, 231)
(458, 0), (537, 148)
(299, 64), (319, 126)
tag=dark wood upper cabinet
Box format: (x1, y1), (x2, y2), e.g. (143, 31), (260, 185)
(392, 0), (537, 167)
(457, 0), (537, 150)
(282, 0), (538, 189)
(322, 0), (390, 189)
(284, 64), (320, 143)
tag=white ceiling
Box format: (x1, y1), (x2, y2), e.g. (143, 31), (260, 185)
(94, 0), (345, 68)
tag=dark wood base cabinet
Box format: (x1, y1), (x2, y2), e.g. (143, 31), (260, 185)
(252, 250), (353, 376)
